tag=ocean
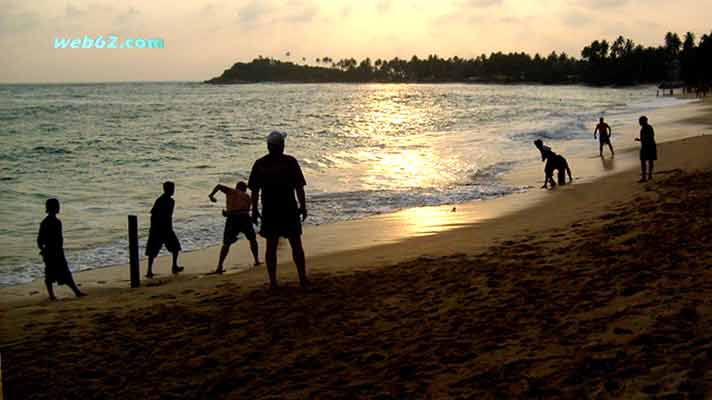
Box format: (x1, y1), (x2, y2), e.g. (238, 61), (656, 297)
(0, 82), (688, 286)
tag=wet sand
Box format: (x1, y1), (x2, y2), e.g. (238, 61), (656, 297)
(2, 97), (712, 398)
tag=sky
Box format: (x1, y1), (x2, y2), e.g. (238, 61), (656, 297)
(1, 0), (711, 83)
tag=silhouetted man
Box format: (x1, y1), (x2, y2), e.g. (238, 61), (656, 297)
(37, 198), (86, 300)
(534, 139), (573, 188)
(593, 117), (614, 157)
(248, 131), (308, 289)
(145, 181), (183, 278)
(209, 181), (261, 273)
(635, 116), (657, 182)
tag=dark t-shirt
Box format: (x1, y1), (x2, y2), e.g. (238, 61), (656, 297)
(150, 194), (175, 228)
(640, 124), (655, 147)
(248, 153), (306, 213)
(538, 145), (555, 161)
(38, 215), (63, 252)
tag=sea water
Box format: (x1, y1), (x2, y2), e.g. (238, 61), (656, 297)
(0, 82), (688, 286)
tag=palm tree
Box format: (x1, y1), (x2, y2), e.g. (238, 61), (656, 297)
(664, 32), (682, 58)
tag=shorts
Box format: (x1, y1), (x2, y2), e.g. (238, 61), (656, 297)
(42, 249), (73, 285)
(640, 144), (657, 161)
(145, 228), (181, 258)
(223, 213), (257, 245)
(259, 208), (302, 239)
(599, 136), (611, 145)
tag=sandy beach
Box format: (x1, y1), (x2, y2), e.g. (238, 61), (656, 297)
(2, 96), (712, 398)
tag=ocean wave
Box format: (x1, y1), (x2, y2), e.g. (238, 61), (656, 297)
(31, 146), (72, 155)
(509, 118), (589, 142)
(469, 160), (519, 184)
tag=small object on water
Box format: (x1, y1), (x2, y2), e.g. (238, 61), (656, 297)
(451, 207), (456, 212)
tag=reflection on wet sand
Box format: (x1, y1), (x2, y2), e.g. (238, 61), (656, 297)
(311, 190), (546, 252)
(600, 154), (615, 171)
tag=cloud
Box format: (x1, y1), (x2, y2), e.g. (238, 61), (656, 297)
(284, 0), (319, 23)
(499, 16), (522, 24)
(113, 6), (141, 26)
(65, 3), (87, 18)
(0, 0), (41, 35)
(236, 0), (319, 28)
(464, 0), (503, 6)
(200, 3), (220, 17)
(0, 6), (40, 35)
(377, 0), (392, 14)
(562, 11), (592, 27)
(286, 5), (318, 23)
(238, 0), (275, 25)
(577, 0), (628, 9)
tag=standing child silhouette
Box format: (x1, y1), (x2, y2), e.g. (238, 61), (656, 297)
(37, 198), (86, 300)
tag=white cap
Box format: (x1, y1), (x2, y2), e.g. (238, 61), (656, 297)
(266, 130), (287, 144)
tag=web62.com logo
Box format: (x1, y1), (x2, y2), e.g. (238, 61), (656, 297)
(54, 35), (164, 49)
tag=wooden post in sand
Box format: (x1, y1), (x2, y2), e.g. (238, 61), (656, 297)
(128, 215), (140, 288)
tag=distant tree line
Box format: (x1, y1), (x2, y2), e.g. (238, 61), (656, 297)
(206, 30), (712, 86)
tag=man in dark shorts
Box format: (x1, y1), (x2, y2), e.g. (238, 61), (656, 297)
(209, 181), (261, 273)
(534, 139), (573, 188)
(248, 131), (308, 289)
(593, 117), (614, 157)
(145, 181), (184, 278)
(636, 115), (657, 182)
(37, 198), (86, 300)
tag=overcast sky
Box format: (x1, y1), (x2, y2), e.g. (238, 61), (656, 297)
(2, 0), (711, 83)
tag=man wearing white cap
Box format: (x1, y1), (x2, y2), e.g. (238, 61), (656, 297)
(248, 131), (309, 288)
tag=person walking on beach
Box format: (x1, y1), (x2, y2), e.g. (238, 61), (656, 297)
(145, 181), (184, 278)
(248, 131), (309, 289)
(593, 117), (614, 157)
(37, 198), (86, 300)
(635, 116), (657, 182)
(534, 139), (573, 188)
(209, 181), (261, 273)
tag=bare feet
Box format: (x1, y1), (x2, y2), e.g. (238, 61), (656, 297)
(171, 266), (184, 274)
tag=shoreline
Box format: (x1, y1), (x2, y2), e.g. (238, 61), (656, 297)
(1, 96), (709, 305)
(0, 85), (692, 289)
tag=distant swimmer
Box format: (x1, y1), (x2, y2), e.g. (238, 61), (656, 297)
(593, 117), (614, 157)
(248, 131), (309, 289)
(145, 181), (184, 278)
(534, 139), (573, 189)
(37, 198), (87, 300)
(635, 116), (657, 182)
(209, 181), (261, 274)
